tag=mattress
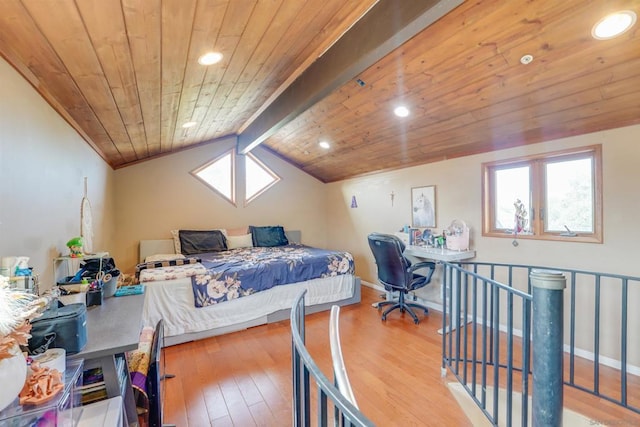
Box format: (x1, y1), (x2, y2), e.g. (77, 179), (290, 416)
(142, 273), (356, 339)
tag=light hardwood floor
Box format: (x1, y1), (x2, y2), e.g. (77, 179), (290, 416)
(163, 286), (640, 426)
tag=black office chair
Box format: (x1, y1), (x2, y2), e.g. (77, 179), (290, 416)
(367, 233), (436, 324)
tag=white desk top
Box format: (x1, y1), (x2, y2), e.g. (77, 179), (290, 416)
(404, 245), (475, 262)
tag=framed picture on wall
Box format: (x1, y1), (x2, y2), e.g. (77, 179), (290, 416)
(411, 185), (436, 228)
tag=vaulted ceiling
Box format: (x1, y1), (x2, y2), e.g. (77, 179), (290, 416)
(1, 0), (638, 182)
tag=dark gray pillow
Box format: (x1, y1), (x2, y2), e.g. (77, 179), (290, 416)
(249, 225), (289, 247)
(178, 230), (227, 255)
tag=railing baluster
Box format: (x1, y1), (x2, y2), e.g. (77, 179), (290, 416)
(318, 387), (327, 426)
(455, 268), (462, 375)
(521, 298), (531, 427)
(492, 285), (500, 425)
(621, 278), (628, 406)
(506, 291), (514, 427)
(471, 273), (478, 396)
(462, 270), (469, 385)
(570, 271), (576, 385)
(594, 275), (601, 394)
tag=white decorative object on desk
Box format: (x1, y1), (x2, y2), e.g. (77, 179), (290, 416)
(0, 275), (46, 412)
(446, 219), (470, 251)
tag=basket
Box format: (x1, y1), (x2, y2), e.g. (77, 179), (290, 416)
(446, 220), (470, 251)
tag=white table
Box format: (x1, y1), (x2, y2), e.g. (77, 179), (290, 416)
(403, 245), (475, 334)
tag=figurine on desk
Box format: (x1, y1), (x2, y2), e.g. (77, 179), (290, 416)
(66, 237), (84, 258)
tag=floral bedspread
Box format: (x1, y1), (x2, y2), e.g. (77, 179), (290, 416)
(138, 263), (207, 282)
(191, 244), (354, 308)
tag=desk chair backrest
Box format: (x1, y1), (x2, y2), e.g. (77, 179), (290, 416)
(367, 233), (411, 291)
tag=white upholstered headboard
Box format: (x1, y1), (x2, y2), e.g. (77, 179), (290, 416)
(139, 240), (175, 263)
(139, 230), (302, 263)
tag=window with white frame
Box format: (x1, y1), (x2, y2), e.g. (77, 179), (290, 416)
(482, 145), (602, 243)
(190, 150), (280, 206)
(244, 152), (280, 205)
(191, 149), (236, 206)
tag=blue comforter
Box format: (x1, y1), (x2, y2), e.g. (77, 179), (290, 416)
(191, 244), (354, 308)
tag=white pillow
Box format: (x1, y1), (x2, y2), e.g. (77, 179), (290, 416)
(171, 229), (227, 254)
(226, 233), (253, 249)
(145, 253), (185, 263)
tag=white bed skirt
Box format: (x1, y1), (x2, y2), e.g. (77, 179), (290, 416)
(142, 274), (357, 344)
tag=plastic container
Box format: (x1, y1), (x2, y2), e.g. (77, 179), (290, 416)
(446, 220), (470, 251)
(101, 270), (120, 298)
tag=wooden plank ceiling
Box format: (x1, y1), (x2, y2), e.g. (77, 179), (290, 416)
(0, 0), (638, 183)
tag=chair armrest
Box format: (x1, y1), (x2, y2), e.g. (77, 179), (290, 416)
(408, 261), (436, 272)
(408, 261), (436, 282)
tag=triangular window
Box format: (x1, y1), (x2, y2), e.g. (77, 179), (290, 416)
(245, 153), (280, 205)
(191, 149), (236, 206)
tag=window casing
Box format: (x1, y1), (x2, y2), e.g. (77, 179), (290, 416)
(244, 153), (280, 205)
(190, 150), (281, 206)
(191, 149), (236, 206)
(482, 145), (602, 243)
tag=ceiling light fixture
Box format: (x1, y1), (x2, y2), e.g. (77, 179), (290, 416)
(198, 51), (223, 65)
(592, 10), (636, 40)
(319, 141), (330, 149)
(394, 106), (410, 117)
(182, 121), (197, 128)
(520, 54), (534, 65)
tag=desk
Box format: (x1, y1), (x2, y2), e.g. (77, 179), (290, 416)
(403, 245), (475, 334)
(403, 245), (475, 263)
(68, 293), (144, 427)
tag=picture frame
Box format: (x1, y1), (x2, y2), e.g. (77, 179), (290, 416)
(411, 185), (436, 228)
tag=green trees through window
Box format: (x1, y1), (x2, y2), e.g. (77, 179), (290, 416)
(482, 145), (602, 243)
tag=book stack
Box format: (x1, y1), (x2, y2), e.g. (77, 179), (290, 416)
(80, 367), (107, 405)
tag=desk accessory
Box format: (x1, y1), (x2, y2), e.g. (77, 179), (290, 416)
(445, 219), (470, 251)
(114, 284), (145, 297)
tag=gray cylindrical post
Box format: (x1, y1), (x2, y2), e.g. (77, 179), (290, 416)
(531, 269), (566, 427)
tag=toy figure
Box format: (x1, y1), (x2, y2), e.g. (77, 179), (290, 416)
(66, 237), (84, 258)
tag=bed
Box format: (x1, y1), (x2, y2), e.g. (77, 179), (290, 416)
(138, 229), (361, 346)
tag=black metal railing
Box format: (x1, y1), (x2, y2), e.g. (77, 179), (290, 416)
(441, 262), (640, 426)
(291, 290), (374, 427)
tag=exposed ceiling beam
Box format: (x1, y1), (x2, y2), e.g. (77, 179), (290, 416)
(237, 0), (464, 155)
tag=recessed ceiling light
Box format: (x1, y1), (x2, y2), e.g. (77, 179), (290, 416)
(319, 141), (330, 149)
(182, 121), (197, 128)
(592, 10), (636, 40)
(520, 54), (534, 65)
(394, 106), (410, 117)
(198, 52), (223, 65)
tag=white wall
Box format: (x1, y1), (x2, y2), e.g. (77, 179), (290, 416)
(113, 139), (328, 271)
(0, 58), (115, 290)
(326, 125), (640, 365)
(327, 125), (640, 283)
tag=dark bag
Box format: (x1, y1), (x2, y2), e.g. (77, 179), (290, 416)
(28, 301), (87, 355)
(72, 257), (118, 282)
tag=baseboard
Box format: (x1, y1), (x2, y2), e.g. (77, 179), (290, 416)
(363, 280), (640, 377)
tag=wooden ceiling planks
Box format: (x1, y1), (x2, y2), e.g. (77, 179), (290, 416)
(160, 0), (198, 153)
(21, 0), (139, 163)
(76, 0), (148, 159)
(0, 0), (637, 181)
(0, 0), (125, 164)
(121, 0), (162, 157)
(263, 0), (640, 182)
(171, 0), (228, 149)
